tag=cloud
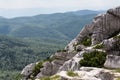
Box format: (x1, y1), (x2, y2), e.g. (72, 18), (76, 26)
(0, 0), (120, 10)
(0, 0), (120, 18)
(0, 0), (120, 9)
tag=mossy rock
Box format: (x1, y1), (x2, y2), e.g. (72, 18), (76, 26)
(67, 70), (79, 77)
(93, 43), (104, 49)
(40, 75), (61, 80)
(32, 61), (44, 77)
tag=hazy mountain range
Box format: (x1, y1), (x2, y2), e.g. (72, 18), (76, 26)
(0, 10), (103, 79)
(0, 10), (103, 40)
(0, 8), (104, 18)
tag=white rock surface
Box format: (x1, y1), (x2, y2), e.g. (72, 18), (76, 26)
(57, 67), (114, 80)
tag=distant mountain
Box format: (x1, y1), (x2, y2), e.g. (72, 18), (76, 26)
(21, 6), (120, 80)
(68, 10), (104, 15)
(0, 10), (102, 40)
(0, 10), (103, 80)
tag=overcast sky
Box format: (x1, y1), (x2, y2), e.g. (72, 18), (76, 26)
(0, 0), (120, 18)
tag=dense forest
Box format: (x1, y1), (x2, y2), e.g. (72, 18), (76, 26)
(0, 35), (67, 79)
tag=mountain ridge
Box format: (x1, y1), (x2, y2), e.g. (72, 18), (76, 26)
(21, 6), (120, 80)
(0, 10), (102, 40)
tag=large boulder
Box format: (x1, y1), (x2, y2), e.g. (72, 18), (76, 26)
(58, 48), (96, 71)
(104, 55), (120, 68)
(21, 63), (35, 80)
(36, 51), (76, 79)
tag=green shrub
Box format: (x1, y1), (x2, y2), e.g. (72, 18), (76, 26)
(81, 36), (91, 46)
(114, 69), (120, 73)
(67, 70), (78, 77)
(80, 50), (106, 68)
(44, 57), (55, 62)
(117, 78), (120, 80)
(32, 56), (55, 78)
(32, 61), (43, 76)
(41, 77), (51, 80)
(50, 75), (60, 80)
(40, 75), (60, 80)
(14, 73), (22, 80)
(57, 49), (67, 52)
(93, 44), (104, 49)
(113, 35), (120, 39)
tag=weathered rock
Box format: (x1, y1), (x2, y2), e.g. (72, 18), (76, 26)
(66, 6), (120, 51)
(57, 67), (114, 80)
(107, 6), (120, 18)
(104, 55), (120, 68)
(76, 45), (85, 51)
(65, 39), (78, 52)
(21, 6), (120, 80)
(36, 52), (76, 79)
(21, 63), (35, 79)
(58, 48), (96, 71)
(58, 51), (84, 71)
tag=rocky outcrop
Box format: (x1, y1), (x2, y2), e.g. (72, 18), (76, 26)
(22, 51), (77, 79)
(66, 6), (120, 51)
(21, 6), (120, 80)
(57, 67), (114, 80)
(58, 47), (98, 71)
(104, 55), (120, 68)
(21, 63), (35, 80)
(103, 35), (120, 68)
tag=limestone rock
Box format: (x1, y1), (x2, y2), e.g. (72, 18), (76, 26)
(76, 45), (85, 51)
(58, 48), (95, 71)
(57, 67), (114, 80)
(66, 6), (120, 51)
(104, 55), (120, 68)
(21, 6), (120, 80)
(58, 51), (84, 71)
(21, 63), (35, 79)
(65, 39), (78, 52)
(36, 52), (76, 79)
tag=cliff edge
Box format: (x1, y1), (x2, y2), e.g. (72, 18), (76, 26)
(21, 6), (120, 80)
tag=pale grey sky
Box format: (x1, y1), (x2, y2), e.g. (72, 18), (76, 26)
(0, 0), (119, 10)
(0, 0), (120, 18)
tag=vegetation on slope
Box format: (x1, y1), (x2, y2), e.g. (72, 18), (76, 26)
(80, 50), (107, 67)
(0, 13), (98, 40)
(0, 35), (67, 71)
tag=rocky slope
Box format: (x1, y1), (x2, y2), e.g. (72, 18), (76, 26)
(21, 6), (120, 80)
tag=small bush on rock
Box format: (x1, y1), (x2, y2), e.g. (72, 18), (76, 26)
(32, 61), (43, 76)
(67, 70), (78, 77)
(81, 36), (91, 46)
(57, 49), (67, 52)
(80, 50), (107, 68)
(50, 75), (60, 80)
(41, 77), (51, 80)
(93, 43), (104, 49)
(44, 57), (55, 62)
(40, 75), (60, 80)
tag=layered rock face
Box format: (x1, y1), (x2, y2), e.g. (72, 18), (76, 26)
(66, 6), (120, 51)
(21, 6), (120, 80)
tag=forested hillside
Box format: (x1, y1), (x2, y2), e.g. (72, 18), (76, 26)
(0, 35), (67, 79)
(0, 10), (102, 39)
(0, 10), (102, 79)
